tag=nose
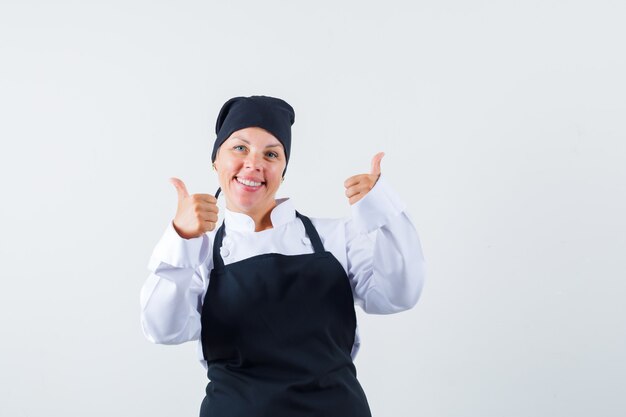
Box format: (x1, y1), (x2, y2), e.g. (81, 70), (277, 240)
(243, 151), (263, 171)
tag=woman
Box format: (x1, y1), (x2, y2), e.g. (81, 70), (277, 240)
(140, 95), (425, 416)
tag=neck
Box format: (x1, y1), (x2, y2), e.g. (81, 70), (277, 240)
(254, 209), (275, 232)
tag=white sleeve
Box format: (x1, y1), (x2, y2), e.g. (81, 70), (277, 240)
(139, 220), (212, 344)
(345, 176), (426, 314)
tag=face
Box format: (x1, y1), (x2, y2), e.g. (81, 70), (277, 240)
(214, 127), (286, 218)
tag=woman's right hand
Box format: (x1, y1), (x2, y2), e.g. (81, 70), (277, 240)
(169, 177), (219, 239)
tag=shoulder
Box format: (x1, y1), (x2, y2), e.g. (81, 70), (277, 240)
(301, 211), (346, 229)
(301, 213), (348, 245)
(307, 215), (345, 228)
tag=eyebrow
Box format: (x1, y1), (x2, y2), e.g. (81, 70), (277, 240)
(232, 137), (282, 148)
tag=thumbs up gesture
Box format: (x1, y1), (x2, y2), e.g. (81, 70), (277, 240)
(343, 152), (384, 205)
(169, 177), (219, 239)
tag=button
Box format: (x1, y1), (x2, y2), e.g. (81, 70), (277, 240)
(301, 237), (311, 246)
(220, 247), (230, 257)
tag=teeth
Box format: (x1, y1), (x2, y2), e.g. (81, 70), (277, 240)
(237, 177), (263, 187)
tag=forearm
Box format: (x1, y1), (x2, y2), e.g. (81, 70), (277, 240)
(347, 177), (426, 314)
(140, 266), (203, 344)
(140, 221), (210, 344)
(370, 211), (425, 311)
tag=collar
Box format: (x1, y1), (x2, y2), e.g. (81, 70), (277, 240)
(223, 197), (295, 232)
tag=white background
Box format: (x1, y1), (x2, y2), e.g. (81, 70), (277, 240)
(1, 1), (625, 416)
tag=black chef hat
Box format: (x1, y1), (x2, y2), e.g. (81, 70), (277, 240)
(211, 95), (295, 175)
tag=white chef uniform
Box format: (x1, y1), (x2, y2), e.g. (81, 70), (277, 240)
(140, 176), (426, 368)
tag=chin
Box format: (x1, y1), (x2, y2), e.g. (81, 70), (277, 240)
(229, 196), (265, 213)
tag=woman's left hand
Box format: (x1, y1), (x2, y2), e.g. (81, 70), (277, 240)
(344, 152), (385, 205)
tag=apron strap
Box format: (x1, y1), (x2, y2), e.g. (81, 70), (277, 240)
(212, 221), (226, 270)
(295, 211), (325, 254)
(211, 210), (326, 270)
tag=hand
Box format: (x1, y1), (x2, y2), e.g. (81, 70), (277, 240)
(343, 152), (384, 205)
(169, 177), (219, 239)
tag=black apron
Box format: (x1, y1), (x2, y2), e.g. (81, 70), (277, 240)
(199, 211), (372, 417)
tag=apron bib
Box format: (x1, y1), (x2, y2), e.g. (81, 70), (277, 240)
(199, 211), (372, 417)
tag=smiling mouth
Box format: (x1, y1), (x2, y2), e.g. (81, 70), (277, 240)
(235, 176), (265, 187)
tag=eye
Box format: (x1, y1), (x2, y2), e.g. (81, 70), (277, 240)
(233, 145), (246, 151)
(266, 151), (279, 159)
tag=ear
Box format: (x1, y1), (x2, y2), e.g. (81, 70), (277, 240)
(213, 148), (221, 170)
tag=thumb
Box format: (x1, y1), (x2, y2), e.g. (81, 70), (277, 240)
(370, 152), (385, 177)
(169, 177), (190, 201)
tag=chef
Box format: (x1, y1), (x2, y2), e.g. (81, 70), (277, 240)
(140, 95), (426, 416)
